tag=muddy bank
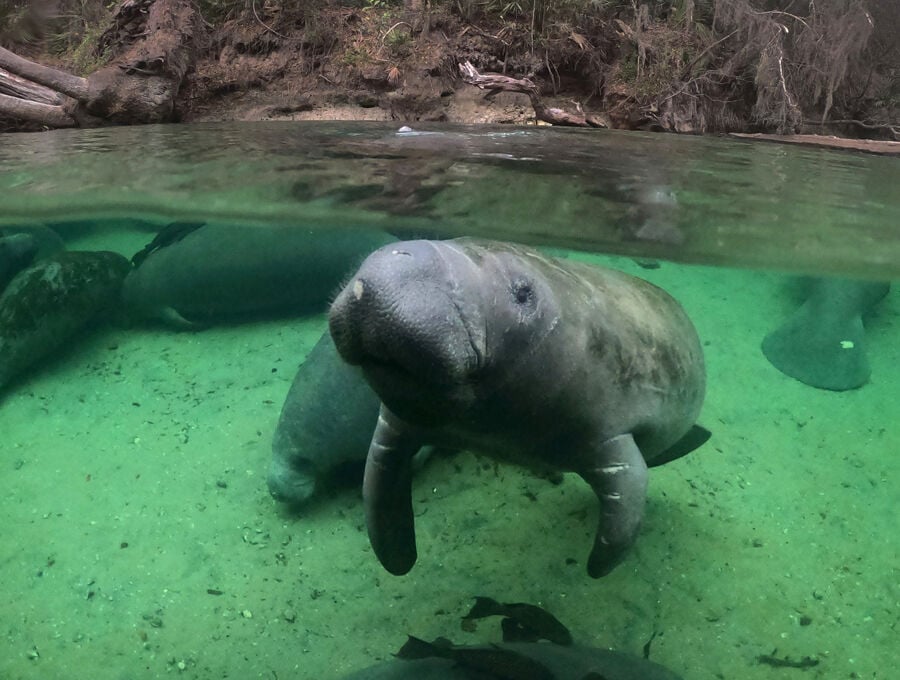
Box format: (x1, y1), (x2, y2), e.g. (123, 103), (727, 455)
(2, 1), (897, 138)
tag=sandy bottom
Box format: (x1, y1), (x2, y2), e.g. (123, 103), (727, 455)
(1, 229), (896, 679)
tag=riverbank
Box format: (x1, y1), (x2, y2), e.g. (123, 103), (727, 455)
(2, 1), (897, 138)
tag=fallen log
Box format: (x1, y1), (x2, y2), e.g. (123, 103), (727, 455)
(0, 92), (75, 127)
(0, 67), (66, 105)
(458, 60), (606, 128)
(0, 0), (206, 129)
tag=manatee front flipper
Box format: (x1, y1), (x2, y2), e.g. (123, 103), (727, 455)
(578, 433), (649, 578)
(762, 278), (890, 391)
(364, 405), (422, 576)
(647, 424), (711, 468)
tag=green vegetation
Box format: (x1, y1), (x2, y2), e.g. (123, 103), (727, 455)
(3, 0), (895, 135)
(1, 1), (113, 72)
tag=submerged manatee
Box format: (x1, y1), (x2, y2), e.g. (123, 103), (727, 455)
(762, 277), (890, 391)
(121, 224), (394, 327)
(329, 238), (708, 578)
(0, 233), (40, 292)
(0, 251), (131, 391)
(268, 330), (382, 505)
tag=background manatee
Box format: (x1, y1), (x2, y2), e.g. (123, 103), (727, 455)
(0, 251), (131, 391)
(0, 233), (39, 292)
(268, 330), (381, 505)
(121, 224), (395, 326)
(762, 277), (890, 390)
(0, 226), (65, 260)
(0, 226), (65, 292)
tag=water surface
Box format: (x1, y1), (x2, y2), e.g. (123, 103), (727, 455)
(3, 121), (898, 278)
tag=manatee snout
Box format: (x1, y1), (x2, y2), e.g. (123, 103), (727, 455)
(266, 453), (317, 505)
(329, 241), (482, 386)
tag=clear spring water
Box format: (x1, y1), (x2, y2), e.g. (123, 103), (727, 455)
(0, 122), (897, 679)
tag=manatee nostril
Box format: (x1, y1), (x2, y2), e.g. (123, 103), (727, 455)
(391, 249), (412, 257)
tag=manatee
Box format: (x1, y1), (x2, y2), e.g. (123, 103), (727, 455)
(329, 238), (708, 578)
(762, 277), (890, 391)
(0, 227), (65, 293)
(121, 224), (395, 327)
(0, 233), (40, 292)
(268, 330), (382, 506)
(0, 251), (131, 391)
(0, 226), (65, 259)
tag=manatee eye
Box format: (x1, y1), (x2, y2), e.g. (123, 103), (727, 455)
(511, 279), (534, 305)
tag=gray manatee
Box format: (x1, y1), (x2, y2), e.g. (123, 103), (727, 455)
(268, 330), (381, 505)
(0, 233), (40, 292)
(329, 238), (708, 578)
(0, 251), (131, 391)
(121, 224), (394, 327)
(762, 277), (890, 391)
(0, 227), (66, 292)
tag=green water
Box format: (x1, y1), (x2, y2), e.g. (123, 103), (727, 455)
(0, 122), (897, 679)
(2, 121), (899, 279)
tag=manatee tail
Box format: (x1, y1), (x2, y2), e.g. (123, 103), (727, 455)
(762, 278), (889, 391)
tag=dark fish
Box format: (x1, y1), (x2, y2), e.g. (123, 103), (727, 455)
(396, 636), (556, 680)
(464, 597), (573, 646)
(129, 221), (205, 267)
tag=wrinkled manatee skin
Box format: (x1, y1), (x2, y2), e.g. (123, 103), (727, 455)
(122, 225), (394, 325)
(330, 238), (706, 578)
(268, 331), (381, 505)
(0, 251), (131, 391)
(341, 642), (684, 680)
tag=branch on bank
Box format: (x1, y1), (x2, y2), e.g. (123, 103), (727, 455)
(458, 61), (606, 128)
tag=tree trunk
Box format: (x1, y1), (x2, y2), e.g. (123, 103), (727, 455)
(0, 67), (65, 105)
(0, 48), (89, 100)
(0, 92), (75, 127)
(0, 0), (206, 129)
(458, 61), (606, 128)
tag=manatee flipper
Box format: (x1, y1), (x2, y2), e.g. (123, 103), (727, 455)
(762, 278), (890, 391)
(580, 433), (649, 578)
(647, 424), (711, 468)
(157, 306), (206, 330)
(363, 405), (421, 575)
